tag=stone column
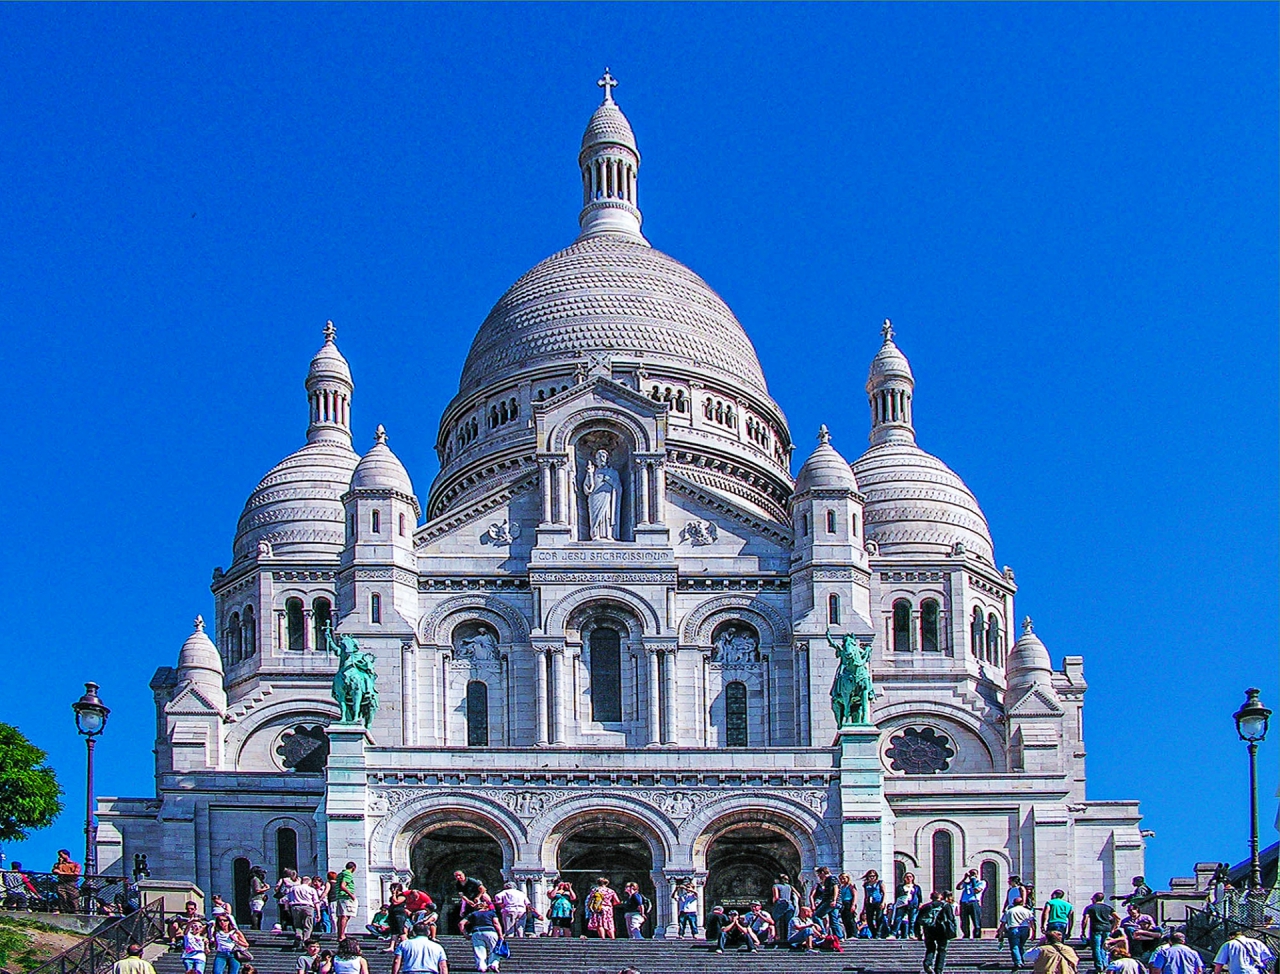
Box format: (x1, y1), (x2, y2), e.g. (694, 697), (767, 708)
(400, 640), (417, 746)
(303, 609), (315, 652)
(662, 650), (679, 745)
(550, 649), (566, 744)
(275, 610), (285, 652)
(324, 723), (374, 917)
(647, 649), (661, 746)
(653, 459), (667, 524)
(534, 649), (549, 746)
(836, 726), (891, 882)
(637, 461), (651, 524)
(539, 461), (553, 524)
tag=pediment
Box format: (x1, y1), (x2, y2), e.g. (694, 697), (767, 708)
(1007, 685), (1064, 717)
(165, 684), (225, 717)
(535, 377), (666, 454)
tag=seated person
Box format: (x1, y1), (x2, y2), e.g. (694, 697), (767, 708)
(168, 901), (203, 945)
(788, 906), (823, 952)
(714, 910), (760, 953)
(746, 903), (776, 944)
(365, 906), (391, 938)
(704, 906), (727, 946)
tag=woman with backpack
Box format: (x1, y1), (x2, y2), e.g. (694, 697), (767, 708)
(585, 878), (620, 939)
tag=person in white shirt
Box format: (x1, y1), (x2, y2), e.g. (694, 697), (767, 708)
(289, 876), (322, 948)
(1214, 930), (1275, 974)
(491, 884), (530, 938)
(392, 923), (448, 974)
(997, 897), (1037, 970)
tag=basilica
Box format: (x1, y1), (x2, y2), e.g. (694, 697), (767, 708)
(98, 76), (1144, 932)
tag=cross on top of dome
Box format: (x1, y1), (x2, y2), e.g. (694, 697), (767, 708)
(881, 318), (894, 342)
(323, 319), (337, 343)
(598, 68), (618, 104)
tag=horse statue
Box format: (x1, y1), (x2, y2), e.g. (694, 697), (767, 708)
(322, 623), (379, 727)
(826, 628), (875, 727)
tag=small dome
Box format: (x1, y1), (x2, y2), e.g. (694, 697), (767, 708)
(233, 441), (359, 564)
(868, 323), (914, 383)
(309, 321), (352, 385)
(1006, 617), (1053, 689)
(580, 101), (638, 156)
(177, 616), (224, 685)
(853, 441), (994, 562)
(794, 426), (858, 493)
(351, 426), (418, 502)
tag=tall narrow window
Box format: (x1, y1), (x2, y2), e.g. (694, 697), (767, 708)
(589, 628), (622, 722)
(893, 599), (912, 652)
(828, 594), (840, 625)
(725, 681), (748, 747)
(981, 861), (1000, 929)
(399, 513), (407, 536)
(921, 599), (940, 653)
(227, 612), (242, 662)
(243, 605), (256, 658)
(232, 858), (251, 925)
(312, 598), (332, 649)
(370, 593), (382, 624)
(931, 830), (954, 894)
(276, 827), (298, 876)
(286, 599), (305, 651)
(371, 510), (381, 534)
(802, 513), (810, 536)
(826, 510), (837, 534)
(986, 613), (1001, 664)
(851, 513), (858, 537)
(466, 681), (489, 746)
(970, 608), (984, 658)
(894, 859), (907, 891)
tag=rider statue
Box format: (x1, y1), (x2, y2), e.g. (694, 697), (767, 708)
(826, 628), (875, 727)
(322, 623), (380, 728)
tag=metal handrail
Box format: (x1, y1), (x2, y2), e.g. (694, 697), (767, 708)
(25, 901), (166, 974)
(1, 870), (135, 917)
(1186, 904), (1280, 961)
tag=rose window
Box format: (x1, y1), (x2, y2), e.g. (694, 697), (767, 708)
(885, 727), (955, 775)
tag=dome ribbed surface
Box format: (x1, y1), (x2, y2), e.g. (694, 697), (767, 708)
(795, 439), (858, 493)
(309, 339), (352, 384)
(581, 102), (637, 154)
(233, 441), (359, 563)
(1007, 623), (1053, 690)
(459, 237), (768, 396)
(868, 339), (913, 382)
(177, 621), (224, 683)
(352, 437), (415, 497)
(853, 442), (994, 561)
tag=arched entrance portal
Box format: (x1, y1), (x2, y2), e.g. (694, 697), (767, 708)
(556, 820), (655, 936)
(705, 825), (802, 911)
(411, 825), (504, 933)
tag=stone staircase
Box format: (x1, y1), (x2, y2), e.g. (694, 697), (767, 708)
(150, 929), (1061, 974)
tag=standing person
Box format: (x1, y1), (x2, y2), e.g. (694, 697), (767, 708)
(1040, 890), (1074, 938)
(210, 914), (250, 974)
(895, 873), (923, 939)
(837, 873), (857, 940)
(453, 871), (483, 931)
(1082, 892), (1118, 973)
(323, 873), (339, 935)
(1151, 932), (1205, 974)
(333, 862), (359, 942)
(52, 850), (81, 914)
(181, 919), (209, 974)
(1106, 943), (1144, 974)
(385, 884), (409, 945)
(492, 883), (530, 939)
(1031, 930), (1079, 974)
(621, 882), (646, 940)
(460, 903), (505, 973)
(862, 870), (886, 939)
(671, 878), (699, 939)
(113, 944), (157, 974)
(248, 868), (270, 931)
(996, 897), (1036, 971)
(275, 870), (299, 933)
(392, 922), (448, 974)
(917, 891), (958, 974)
(957, 869), (988, 938)
(3, 863), (37, 910)
(1213, 929), (1274, 974)
(769, 874), (798, 940)
(584, 878), (620, 939)
(331, 939), (369, 974)
(314, 876), (333, 935)
(1005, 877), (1028, 912)
(289, 876), (321, 949)
(547, 882), (575, 938)
(811, 867), (842, 937)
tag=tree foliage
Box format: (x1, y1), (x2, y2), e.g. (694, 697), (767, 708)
(0, 723), (63, 842)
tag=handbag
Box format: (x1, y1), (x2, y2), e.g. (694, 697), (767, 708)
(233, 948), (254, 962)
(493, 940), (510, 959)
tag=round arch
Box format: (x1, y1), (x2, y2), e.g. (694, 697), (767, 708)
(680, 596), (791, 647)
(374, 796), (524, 876)
(874, 701), (1005, 772)
(226, 699), (340, 771)
(546, 587), (662, 636)
(548, 407), (652, 454)
(419, 595), (531, 647)
(686, 800), (824, 874)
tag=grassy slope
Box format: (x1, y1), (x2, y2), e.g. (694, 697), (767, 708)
(0, 916), (85, 972)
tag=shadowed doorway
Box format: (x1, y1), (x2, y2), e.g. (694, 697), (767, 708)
(705, 825), (802, 911)
(556, 820), (655, 936)
(411, 824), (504, 933)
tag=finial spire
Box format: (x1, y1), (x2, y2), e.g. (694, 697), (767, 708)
(817, 424), (831, 445)
(1022, 616), (1034, 635)
(597, 68), (618, 104)
(324, 319), (337, 343)
(881, 318), (894, 343)
(374, 424), (388, 446)
(194, 615), (205, 632)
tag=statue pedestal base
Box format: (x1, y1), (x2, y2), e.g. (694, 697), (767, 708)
(834, 725), (895, 883)
(321, 724), (373, 901)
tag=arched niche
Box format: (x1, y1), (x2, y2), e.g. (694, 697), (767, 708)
(571, 425), (634, 542)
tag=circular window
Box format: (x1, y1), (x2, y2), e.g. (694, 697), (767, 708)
(885, 727), (955, 775)
(277, 724), (330, 773)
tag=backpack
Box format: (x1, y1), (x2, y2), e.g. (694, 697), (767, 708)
(587, 888), (608, 915)
(640, 895), (653, 916)
(922, 903), (956, 937)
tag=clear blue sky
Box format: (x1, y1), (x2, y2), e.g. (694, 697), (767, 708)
(1, 4), (1275, 890)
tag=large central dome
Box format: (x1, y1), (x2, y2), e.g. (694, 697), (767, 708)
(458, 235), (769, 397)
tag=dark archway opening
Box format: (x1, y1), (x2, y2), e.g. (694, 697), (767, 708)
(705, 825), (802, 913)
(232, 858), (251, 925)
(556, 820), (655, 937)
(411, 825), (504, 934)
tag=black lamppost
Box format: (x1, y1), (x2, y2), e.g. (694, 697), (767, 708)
(72, 683), (110, 878)
(1233, 687), (1271, 890)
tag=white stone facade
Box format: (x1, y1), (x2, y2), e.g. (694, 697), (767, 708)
(98, 77), (1143, 933)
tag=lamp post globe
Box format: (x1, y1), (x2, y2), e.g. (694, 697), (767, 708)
(1233, 687), (1270, 890)
(71, 682), (109, 884)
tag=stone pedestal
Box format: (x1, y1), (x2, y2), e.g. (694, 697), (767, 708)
(835, 726), (893, 882)
(323, 723), (374, 914)
(137, 879), (204, 917)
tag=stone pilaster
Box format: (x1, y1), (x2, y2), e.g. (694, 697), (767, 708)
(324, 723), (374, 913)
(836, 726), (892, 882)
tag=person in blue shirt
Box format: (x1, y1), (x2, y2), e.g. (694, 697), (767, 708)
(956, 870), (987, 939)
